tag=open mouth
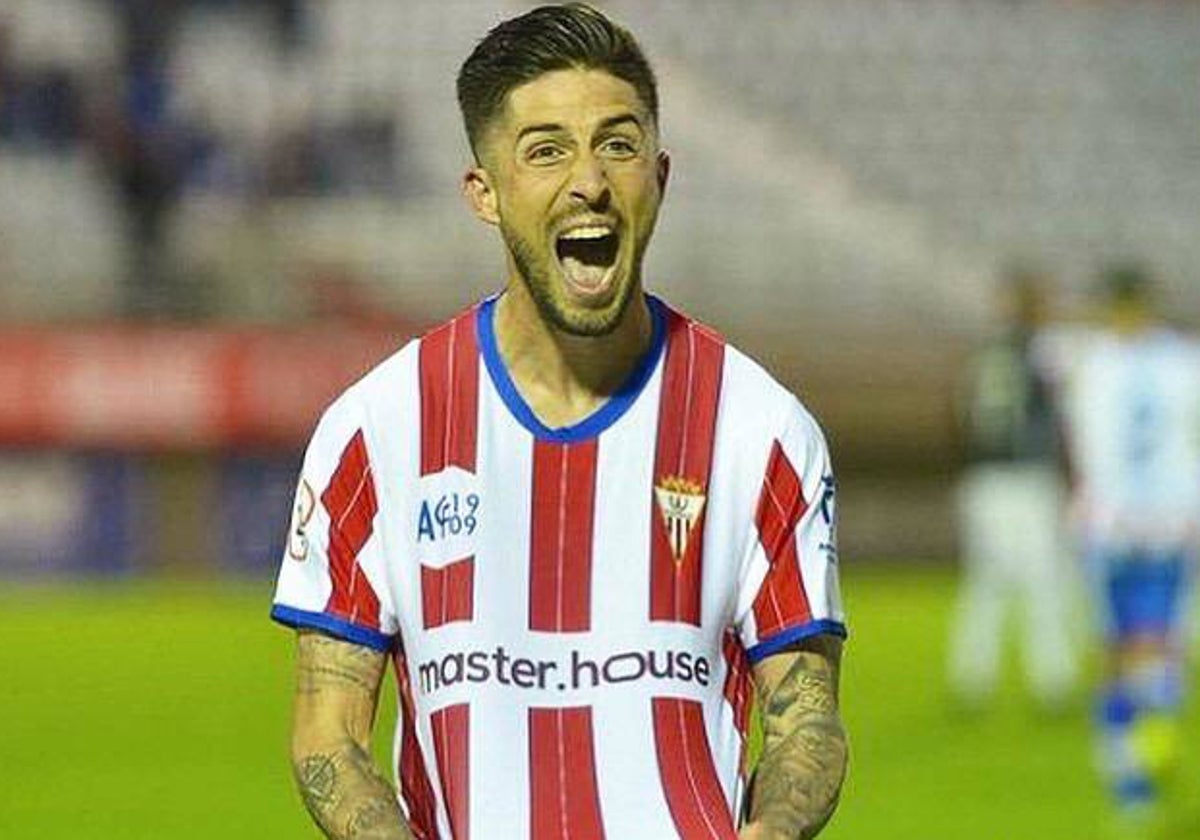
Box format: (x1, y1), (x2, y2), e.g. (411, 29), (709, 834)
(554, 225), (621, 294)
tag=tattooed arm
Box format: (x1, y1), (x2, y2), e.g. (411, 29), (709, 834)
(290, 630), (414, 840)
(739, 634), (848, 840)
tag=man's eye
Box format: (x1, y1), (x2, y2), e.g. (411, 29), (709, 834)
(527, 145), (564, 162)
(601, 138), (637, 157)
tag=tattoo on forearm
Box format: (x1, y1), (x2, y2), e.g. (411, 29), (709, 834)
(294, 741), (412, 839)
(750, 651), (848, 840)
(292, 633), (412, 840)
(297, 754), (339, 820)
(348, 798), (405, 838)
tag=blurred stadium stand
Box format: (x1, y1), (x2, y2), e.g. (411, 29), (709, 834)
(1, 0), (1198, 574)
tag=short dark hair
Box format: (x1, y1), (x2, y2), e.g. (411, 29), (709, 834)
(456, 3), (658, 157)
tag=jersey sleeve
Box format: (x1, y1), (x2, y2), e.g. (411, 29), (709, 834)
(735, 402), (847, 663)
(270, 395), (400, 652)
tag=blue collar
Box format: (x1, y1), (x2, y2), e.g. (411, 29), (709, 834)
(476, 293), (667, 443)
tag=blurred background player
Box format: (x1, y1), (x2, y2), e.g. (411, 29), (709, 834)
(948, 266), (1079, 711)
(1062, 264), (1200, 819)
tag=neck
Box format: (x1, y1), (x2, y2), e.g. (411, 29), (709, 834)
(493, 275), (653, 429)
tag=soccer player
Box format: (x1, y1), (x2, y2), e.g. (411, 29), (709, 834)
(947, 268), (1078, 710)
(272, 5), (848, 839)
(1061, 265), (1200, 817)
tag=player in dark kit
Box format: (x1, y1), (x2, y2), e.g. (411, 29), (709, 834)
(275, 5), (848, 839)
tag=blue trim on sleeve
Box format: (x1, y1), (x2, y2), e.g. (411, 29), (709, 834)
(477, 293), (667, 443)
(270, 604), (395, 652)
(745, 619), (848, 664)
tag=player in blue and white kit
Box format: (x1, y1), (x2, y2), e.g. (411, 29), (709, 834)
(1060, 266), (1200, 815)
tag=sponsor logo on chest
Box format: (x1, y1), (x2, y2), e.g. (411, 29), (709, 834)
(414, 466), (482, 566)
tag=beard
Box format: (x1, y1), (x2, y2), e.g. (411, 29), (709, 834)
(500, 219), (641, 338)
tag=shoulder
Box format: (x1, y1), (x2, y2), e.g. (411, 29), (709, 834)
(659, 300), (803, 415)
(317, 339), (419, 431)
(718, 333), (827, 452)
(659, 301), (828, 460)
(725, 344), (823, 436)
(320, 302), (484, 428)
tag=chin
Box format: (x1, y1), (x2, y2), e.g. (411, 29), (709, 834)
(544, 272), (635, 337)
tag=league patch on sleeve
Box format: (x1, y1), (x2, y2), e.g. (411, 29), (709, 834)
(287, 478), (316, 561)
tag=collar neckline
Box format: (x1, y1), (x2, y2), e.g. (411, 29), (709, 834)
(476, 293), (667, 443)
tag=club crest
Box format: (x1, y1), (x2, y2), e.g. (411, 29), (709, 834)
(654, 476), (706, 563)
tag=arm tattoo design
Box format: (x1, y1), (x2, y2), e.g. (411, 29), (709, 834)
(294, 743), (411, 840)
(748, 649), (848, 840)
(292, 633), (415, 840)
(296, 633), (386, 696)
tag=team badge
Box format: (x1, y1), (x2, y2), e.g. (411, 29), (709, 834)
(287, 479), (316, 561)
(654, 476), (706, 563)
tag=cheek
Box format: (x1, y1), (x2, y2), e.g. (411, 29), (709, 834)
(503, 183), (560, 231)
(617, 169), (662, 213)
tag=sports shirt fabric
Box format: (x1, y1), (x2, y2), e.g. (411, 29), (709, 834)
(1061, 328), (1200, 550)
(272, 294), (846, 840)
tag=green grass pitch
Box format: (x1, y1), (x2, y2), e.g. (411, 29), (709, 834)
(1, 565), (1196, 839)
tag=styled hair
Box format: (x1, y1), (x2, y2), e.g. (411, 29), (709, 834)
(456, 3), (658, 157)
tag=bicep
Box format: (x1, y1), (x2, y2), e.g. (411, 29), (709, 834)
(292, 630), (388, 755)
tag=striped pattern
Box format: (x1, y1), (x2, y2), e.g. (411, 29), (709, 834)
(272, 299), (845, 839)
(527, 440), (606, 835)
(722, 629), (752, 743)
(649, 313), (726, 626)
(421, 558), (475, 629)
(653, 698), (739, 840)
(752, 440), (813, 637)
(419, 311), (479, 839)
(420, 310), (479, 476)
(320, 429), (382, 627)
(529, 707), (606, 840)
(529, 440), (599, 632)
(393, 649), (440, 840)
(432, 704), (471, 840)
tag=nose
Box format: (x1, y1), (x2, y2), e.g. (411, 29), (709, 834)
(568, 151), (610, 209)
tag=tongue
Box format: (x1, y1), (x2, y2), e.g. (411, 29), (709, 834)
(561, 255), (609, 291)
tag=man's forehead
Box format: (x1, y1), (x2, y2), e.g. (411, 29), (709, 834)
(500, 68), (651, 135)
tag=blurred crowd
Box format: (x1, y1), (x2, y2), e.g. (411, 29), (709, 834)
(0, 0), (410, 318)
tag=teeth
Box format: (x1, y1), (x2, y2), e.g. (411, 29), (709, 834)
(559, 226), (613, 241)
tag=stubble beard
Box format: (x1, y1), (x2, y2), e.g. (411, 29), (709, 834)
(501, 221), (643, 338)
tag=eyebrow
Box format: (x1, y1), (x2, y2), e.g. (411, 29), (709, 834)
(515, 113), (644, 143)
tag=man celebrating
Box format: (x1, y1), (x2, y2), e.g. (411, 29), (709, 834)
(272, 5), (848, 839)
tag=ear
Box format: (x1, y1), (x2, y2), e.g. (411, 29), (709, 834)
(655, 149), (671, 194)
(462, 165), (500, 227)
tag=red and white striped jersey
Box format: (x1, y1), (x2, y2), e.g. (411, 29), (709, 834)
(272, 294), (845, 840)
